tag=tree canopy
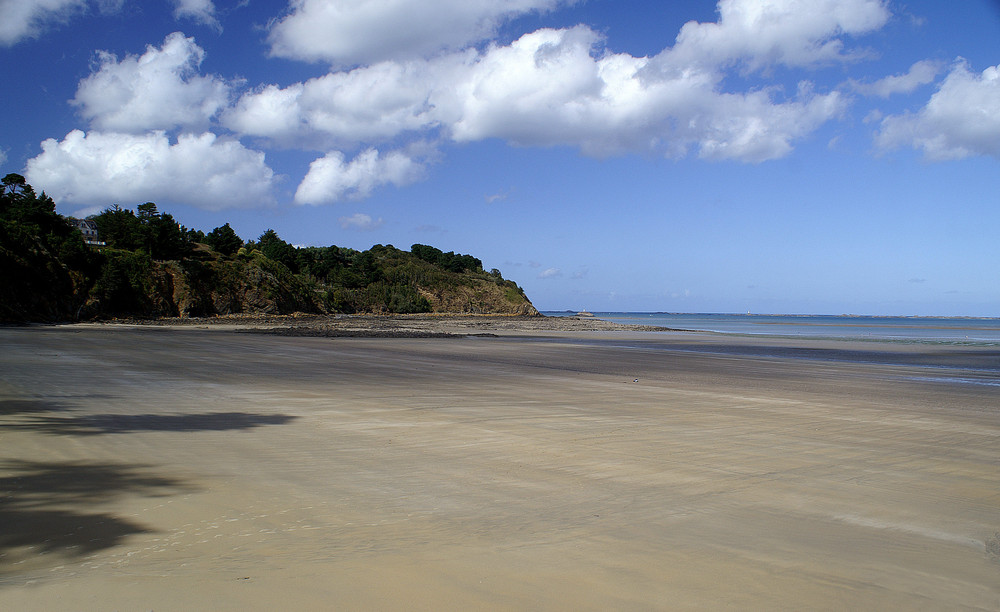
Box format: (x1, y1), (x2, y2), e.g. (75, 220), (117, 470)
(410, 244), (483, 273)
(0, 176), (533, 321)
(92, 203), (185, 259)
(204, 223), (243, 255)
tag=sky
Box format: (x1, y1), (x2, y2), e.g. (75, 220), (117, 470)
(2, 0), (999, 316)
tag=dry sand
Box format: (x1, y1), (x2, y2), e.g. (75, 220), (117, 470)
(1, 318), (998, 610)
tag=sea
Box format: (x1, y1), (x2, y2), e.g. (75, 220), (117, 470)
(542, 312), (1000, 345)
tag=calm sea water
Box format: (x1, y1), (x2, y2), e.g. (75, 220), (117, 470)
(542, 312), (1000, 344)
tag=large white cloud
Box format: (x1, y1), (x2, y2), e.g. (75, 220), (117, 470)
(295, 148), (426, 205)
(25, 130), (275, 210)
(663, 0), (890, 72)
(0, 0), (85, 46)
(224, 54), (471, 149)
(451, 27), (847, 160)
(73, 32), (232, 133)
(267, 0), (574, 66)
(233, 23), (846, 162)
(876, 60), (1000, 160)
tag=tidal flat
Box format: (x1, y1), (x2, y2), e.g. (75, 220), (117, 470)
(1, 321), (998, 610)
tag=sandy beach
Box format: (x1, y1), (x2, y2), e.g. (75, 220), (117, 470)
(1, 317), (998, 610)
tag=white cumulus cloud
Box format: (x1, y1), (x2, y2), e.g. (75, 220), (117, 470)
(663, 0), (890, 72)
(450, 26), (847, 161)
(224, 55), (469, 149)
(24, 129), (275, 210)
(268, 0), (574, 66)
(295, 148), (426, 205)
(232, 18), (851, 162)
(73, 32), (232, 133)
(876, 60), (1000, 160)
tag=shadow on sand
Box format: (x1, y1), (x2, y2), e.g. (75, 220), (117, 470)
(1, 408), (297, 436)
(0, 401), (298, 580)
(0, 399), (74, 417)
(0, 461), (194, 578)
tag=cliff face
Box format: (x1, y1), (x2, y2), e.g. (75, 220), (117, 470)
(163, 252), (322, 317)
(159, 252), (540, 317)
(418, 279), (538, 315)
(49, 248), (323, 321)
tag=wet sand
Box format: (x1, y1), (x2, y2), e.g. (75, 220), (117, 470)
(1, 321), (998, 610)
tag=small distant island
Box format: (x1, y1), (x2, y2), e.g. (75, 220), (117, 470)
(0, 174), (537, 323)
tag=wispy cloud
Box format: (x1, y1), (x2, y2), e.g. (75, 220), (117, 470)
(485, 189), (509, 203)
(850, 59), (943, 98)
(171, 0), (220, 31)
(1, 0), (86, 47)
(338, 213), (384, 231)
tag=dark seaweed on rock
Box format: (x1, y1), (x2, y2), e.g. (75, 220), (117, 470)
(238, 326), (465, 339)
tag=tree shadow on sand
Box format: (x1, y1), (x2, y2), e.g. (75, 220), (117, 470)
(0, 398), (73, 417)
(0, 461), (194, 578)
(2, 411), (297, 435)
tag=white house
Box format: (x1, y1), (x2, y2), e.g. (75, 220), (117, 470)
(68, 218), (106, 246)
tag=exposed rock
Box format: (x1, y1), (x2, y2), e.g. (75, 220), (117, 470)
(418, 278), (538, 316)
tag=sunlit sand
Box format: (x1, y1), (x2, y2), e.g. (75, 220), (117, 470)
(1, 323), (997, 610)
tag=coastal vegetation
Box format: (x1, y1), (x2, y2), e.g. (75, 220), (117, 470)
(0, 174), (536, 322)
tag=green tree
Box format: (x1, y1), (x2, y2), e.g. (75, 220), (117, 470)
(205, 223), (243, 255)
(88, 249), (155, 315)
(145, 211), (186, 260)
(410, 243), (481, 273)
(185, 227), (207, 243)
(136, 201), (159, 222)
(411, 243), (443, 265)
(93, 202), (186, 259)
(135, 202), (185, 260)
(0, 173), (86, 265)
(0, 174), (92, 322)
(1, 173), (26, 196)
(93, 206), (144, 251)
(258, 229), (298, 272)
(1, 173), (57, 228)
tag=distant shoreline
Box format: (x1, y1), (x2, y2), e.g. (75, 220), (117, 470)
(543, 310), (1000, 321)
(55, 312), (684, 336)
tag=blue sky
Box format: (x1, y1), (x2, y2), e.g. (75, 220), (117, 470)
(2, 0), (998, 316)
